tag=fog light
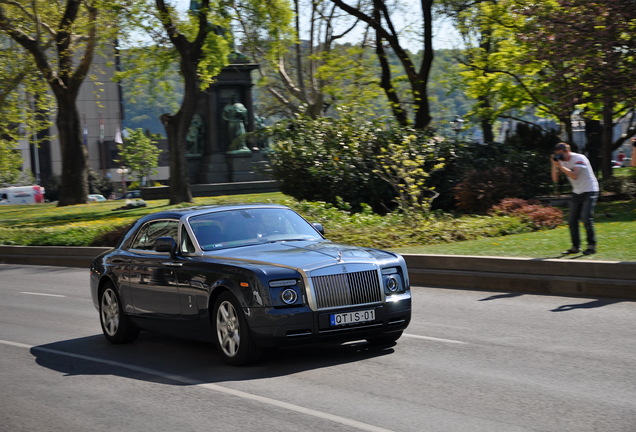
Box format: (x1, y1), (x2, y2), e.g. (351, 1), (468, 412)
(386, 276), (399, 292)
(281, 288), (298, 304)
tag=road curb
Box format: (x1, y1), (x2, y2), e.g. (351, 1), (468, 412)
(403, 254), (636, 300)
(1, 246), (634, 300)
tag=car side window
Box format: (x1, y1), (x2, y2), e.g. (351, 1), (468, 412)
(180, 225), (196, 253)
(130, 220), (178, 251)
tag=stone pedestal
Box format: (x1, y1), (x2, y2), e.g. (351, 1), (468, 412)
(227, 151), (272, 182)
(187, 62), (274, 186)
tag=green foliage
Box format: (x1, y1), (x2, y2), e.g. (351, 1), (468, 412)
(373, 132), (445, 216)
(601, 169), (636, 199)
(0, 0), (124, 206)
(0, 140), (24, 186)
(395, 199), (636, 262)
(313, 45), (388, 116)
(88, 170), (114, 197)
(41, 175), (61, 202)
(1, 194), (633, 262)
(115, 128), (162, 184)
(266, 107), (443, 214)
(0, 40), (54, 183)
(266, 109), (392, 212)
(118, 46), (182, 135)
(286, 199), (531, 249)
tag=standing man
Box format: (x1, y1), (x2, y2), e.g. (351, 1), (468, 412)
(551, 142), (599, 255)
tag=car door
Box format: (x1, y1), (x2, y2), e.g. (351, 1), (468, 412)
(127, 219), (182, 318)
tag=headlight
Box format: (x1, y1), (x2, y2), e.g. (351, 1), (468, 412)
(281, 288), (298, 304)
(386, 276), (399, 292)
(269, 279), (302, 307)
(382, 267), (404, 293)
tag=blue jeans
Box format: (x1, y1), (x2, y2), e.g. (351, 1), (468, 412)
(568, 191), (598, 249)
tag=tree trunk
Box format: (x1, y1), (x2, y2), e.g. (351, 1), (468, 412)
(481, 117), (494, 143)
(56, 94), (88, 206)
(601, 98), (614, 180)
(162, 103), (193, 205)
(162, 56), (200, 205)
(584, 117), (602, 174)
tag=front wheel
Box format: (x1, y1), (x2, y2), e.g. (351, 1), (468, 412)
(213, 292), (262, 366)
(99, 282), (139, 344)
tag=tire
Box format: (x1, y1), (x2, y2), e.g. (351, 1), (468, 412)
(366, 330), (403, 346)
(213, 291), (262, 366)
(99, 282), (139, 344)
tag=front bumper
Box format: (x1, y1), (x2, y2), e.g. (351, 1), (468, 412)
(247, 293), (412, 347)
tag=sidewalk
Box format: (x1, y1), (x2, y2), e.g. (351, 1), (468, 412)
(1, 245), (634, 300)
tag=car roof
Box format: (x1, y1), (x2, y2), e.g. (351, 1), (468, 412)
(137, 203), (290, 222)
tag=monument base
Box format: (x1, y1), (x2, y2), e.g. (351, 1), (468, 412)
(197, 151), (272, 184)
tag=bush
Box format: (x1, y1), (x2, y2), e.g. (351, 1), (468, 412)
(453, 167), (525, 213)
(601, 172), (636, 199)
(266, 108), (442, 214)
(89, 170), (114, 197)
(491, 198), (563, 229)
(41, 175), (61, 202)
(430, 142), (555, 212)
(91, 224), (132, 247)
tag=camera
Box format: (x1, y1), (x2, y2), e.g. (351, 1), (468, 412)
(552, 154), (563, 161)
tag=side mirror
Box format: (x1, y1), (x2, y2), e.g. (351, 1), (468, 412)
(312, 223), (325, 236)
(154, 237), (177, 258)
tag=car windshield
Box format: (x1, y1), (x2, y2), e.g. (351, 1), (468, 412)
(188, 208), (322, 250)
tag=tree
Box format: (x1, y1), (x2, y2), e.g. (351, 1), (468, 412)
(235, 0), (384, 119)
(515, 0), (636, 178)
(441, 0), (636, 177)
(0, 40), (54, 185)
(0, 0), (117, 206)
(115, 128), (162, 185)
(329, 0), (436, 129)
(439, 0), (576, 143)
(439, 0), (504, 143)
(118, 0), (293, 204)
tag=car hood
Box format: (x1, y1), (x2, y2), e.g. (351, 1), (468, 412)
(203, 240), (399, 271)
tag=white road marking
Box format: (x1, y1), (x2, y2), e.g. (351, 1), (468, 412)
(403, 333), (467, 344)
(20, 292), (66, 298)
(0, 339), (394, 432)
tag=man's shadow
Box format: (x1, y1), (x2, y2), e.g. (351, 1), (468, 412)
(551, 298), (623, 312)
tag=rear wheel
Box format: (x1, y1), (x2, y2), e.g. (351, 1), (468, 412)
(99, 282), (139, 344)
(213, 292), (262, 366)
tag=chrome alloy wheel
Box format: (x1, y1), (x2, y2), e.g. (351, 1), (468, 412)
(100, 287), (120, 337)
(216, 300), (241, 358)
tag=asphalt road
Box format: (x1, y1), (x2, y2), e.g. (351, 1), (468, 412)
(1, 264), (635, 432)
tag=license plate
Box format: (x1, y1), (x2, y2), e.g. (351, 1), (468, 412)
(330, 309), (375, 326)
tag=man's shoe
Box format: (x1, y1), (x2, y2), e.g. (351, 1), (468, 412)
(562, 247), (580, 254)
(583, 248), (596, 255)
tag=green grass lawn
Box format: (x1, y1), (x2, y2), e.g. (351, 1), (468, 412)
(395, 200), (636, 261)
(0, 192), (634, 262)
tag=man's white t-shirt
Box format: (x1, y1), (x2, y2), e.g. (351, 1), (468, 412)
(562, 153), (599, 194)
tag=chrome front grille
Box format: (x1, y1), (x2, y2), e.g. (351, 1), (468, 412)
(312, 270), (382, 309)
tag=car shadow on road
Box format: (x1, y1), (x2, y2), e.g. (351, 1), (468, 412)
(30, 333), (397, 385)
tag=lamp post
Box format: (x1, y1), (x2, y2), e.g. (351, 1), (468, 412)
(117, 166), (129, 195)
(451, 116), (464, 141)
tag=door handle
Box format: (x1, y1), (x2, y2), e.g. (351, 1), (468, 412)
(162, 262), (183, 267)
